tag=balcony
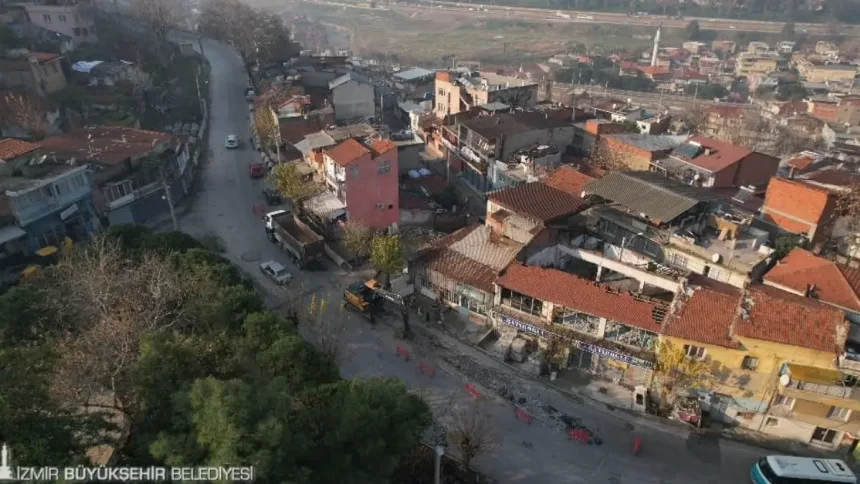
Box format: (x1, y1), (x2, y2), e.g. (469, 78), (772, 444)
(782, 364), (860, 410)
(8, 166), (91, 226)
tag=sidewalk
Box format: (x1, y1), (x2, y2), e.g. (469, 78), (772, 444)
(411, 298), (853, 465)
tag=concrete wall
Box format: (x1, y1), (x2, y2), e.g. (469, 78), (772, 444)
(345, 148), (399, 229)
(502, 126), (575, 161)
(332, 80), (374, 121)
(24, 4), (97, 44)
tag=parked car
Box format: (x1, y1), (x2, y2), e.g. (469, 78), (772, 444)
(262, 188), (282, 205)
(259, 260), (292, 285)
(225, 134), (239, 149)
(249, 162), (266, 178)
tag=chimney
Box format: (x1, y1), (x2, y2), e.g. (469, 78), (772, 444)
(704, 148), (711, 156)
(121, 135), (127, 143)
(806, 283), (817, 298)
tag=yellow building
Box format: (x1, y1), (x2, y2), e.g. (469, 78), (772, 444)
(806, 64), (858, 84)
(661, 280), (853, 449)
(735, 53), (779, 78)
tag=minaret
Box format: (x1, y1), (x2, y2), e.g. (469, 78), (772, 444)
(651, 23), (662, 67)
(0, 444), (12, 480)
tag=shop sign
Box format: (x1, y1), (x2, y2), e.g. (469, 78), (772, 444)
(497, 312), (653, 370)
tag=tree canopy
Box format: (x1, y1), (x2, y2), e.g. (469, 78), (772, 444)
(683, 20), (701, 41)
(0, 226), (431, 480)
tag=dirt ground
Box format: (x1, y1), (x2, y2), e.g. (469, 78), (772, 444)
(272, 0), (677, 64)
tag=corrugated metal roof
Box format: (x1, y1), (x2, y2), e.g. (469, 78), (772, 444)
(394, 67), (435, 81)
(583, 171), (717, 224)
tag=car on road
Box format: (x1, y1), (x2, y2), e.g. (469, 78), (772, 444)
(225, 134), (239, 149)
(263, 188), (283, 205)
(259, 260), (292, 285)
(249, 162), (266, 178)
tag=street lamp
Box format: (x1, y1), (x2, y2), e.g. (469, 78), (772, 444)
(434, 445), (445, 484)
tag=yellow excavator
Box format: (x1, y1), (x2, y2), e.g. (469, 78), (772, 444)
(20, 237), (73, 281)
(343, 277), (412, 336)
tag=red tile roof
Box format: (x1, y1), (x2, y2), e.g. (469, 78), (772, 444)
(764, 248), (860, 312)
(762, 177), (835, 235)
(369, 138), (396, 156)
(640, 66), (671, 77)
(778, 101), (809, 116)
(279, 115), (333, 145)
(682, 135), (752, 172)
(324, 139), (369, 167)
(786, 154), (815, 171)
(542, 165), (595, 197)
(705, 105), (746, 118)
(0, 138), (39, 161)
(488, 182), (585, 223)
(37, 126), (173, 165)
(662, 283), (741, 349)
(419, 224), (500, 292)
(735, 285), (846, 354)
(495, 265), (667, 332)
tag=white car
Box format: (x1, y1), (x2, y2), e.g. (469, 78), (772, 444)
(225, 134), (239, 149)
(259, 260), (292, 285)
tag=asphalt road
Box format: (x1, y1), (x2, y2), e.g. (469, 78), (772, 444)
(175, 33), (777, 483)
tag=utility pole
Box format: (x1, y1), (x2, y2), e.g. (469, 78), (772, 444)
(160, 166), (179, 231)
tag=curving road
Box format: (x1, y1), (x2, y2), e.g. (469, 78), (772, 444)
(173, 32), (787, 483)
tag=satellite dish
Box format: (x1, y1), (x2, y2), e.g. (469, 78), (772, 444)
(779, 374), (790, 387)
(711, 252), (721, 263)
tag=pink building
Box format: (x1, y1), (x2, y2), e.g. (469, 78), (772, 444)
(323, 138), (399, 229)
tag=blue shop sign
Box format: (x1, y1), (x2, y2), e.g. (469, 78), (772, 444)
(498, 313), (653, 370)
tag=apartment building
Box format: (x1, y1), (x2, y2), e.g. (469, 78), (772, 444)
(735, 53), (779, 78)
(321, 137), (399, 229)
(582, 171), (774, 289)
(23, 0), (98, 47)
(434, 71), (538, 118)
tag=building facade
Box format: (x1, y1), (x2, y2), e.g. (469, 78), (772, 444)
(23, 2), (98, 46)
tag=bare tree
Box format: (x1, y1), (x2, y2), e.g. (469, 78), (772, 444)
(0, 93), (49, 140)
(341, 220), (372, 259)
(305, 293), (348, 363)
(132, 0), (180, 65)
(118, 66), (154, 96)
(447, 402), (497, 470)
(46, 239), (204, 412)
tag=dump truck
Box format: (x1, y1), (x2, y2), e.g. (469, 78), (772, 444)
(263, 210), (325, 269)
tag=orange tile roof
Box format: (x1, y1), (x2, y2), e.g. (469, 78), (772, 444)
(417, 224), (500, 292)
(764, 248), (860, 312)
(662, 282), (741, 349)
(0, 138), (39, 161)
(37, 126), (173, 165)
(762, 177), (835, 235)
(683, 135), (753, 173)
(495, 265), (667, 332)
(369, 138), (396, 156)
(640, 66), (670, 76)
(735, 285), (846, 354)
(324, 138), (369, 167)
(542, 165), (594, 197)
(786, 154), (815, 171)
(488, 182), (585, 223)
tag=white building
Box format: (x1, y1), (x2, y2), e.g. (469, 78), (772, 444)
(328, 73), (375, 122)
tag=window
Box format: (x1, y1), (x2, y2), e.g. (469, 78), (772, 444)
(377, 161), (390, 174)
(642, 239), (660, 257)
(764, 417), (779, 427)
(667, 252), (689, 269)
(742, 356), (759, 371)
(602, 220), (617, 238)
(58, 14), (66, 22)
(42, 14), (51, 23)
(73, 27), (81, 36)
(683, 344), (706, 360)
(438, 88), (444, 96)
(350, 166), (360, 179)
(811, 426), (839, 444)
(828, 406), (851, 422)
(82, 28), (88, 36)
(376, 202), (386, 210)
(776, 395), (795, 408)
(500, 287), (543, 317)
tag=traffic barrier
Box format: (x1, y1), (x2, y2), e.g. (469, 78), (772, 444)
(514, 407), (532, 425)
(396, 345), (411, 361)
(567, 428), (590, 443)
(418, 362), (436, 377)
(633, 435), (642, 456)
(464, 383), (481, 399)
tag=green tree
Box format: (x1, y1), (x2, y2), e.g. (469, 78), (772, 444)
(781, 22), (796, 39)
(341, 220), (373, 259)
(776, 83), (808, 101)
(684, 20), (701, 41)
(370, 234), (404, 276)
(654, 340), (712, 402)
(268, 163), (322, 213)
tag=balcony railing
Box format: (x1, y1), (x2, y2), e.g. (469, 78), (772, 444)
(787, 379), (860, 402)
